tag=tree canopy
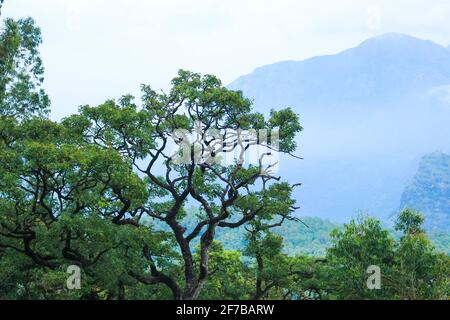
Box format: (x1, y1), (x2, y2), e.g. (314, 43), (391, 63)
(0, 2), (448, 301)
(0, 6), (304, 299)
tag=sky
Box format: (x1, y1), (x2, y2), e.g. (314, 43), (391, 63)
(3, 0), (450, 119)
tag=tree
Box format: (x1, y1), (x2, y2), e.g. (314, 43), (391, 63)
(64, 70), (302, 299)
(0, 11), (50, 118)
(1, 3), (303, 299)
(246, 226), (290, 300)
(244, 219), (327, 300)
(0, 116), (177, 299)
(325, 212), (449, 300)
(394, 208), (424, 236)
(1, 1), (303, 299)
(325, 215), (396, 299)
(390, 209), (449, 300)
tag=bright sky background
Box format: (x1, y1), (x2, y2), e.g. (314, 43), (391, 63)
(4, 0), (450, 119)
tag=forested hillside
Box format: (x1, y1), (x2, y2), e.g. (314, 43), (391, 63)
(400, 152), (450, 232)
(154, 211), (337, 256)
(156, 208), (450, 256)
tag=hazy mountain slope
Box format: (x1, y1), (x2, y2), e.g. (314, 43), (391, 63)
(228, 33), (450, 222)
(229, 33), (450, 110)
(400, 152), (450, 232)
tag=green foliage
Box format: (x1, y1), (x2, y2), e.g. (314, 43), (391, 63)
(156, 210), (336, 257)
(325, 215), (396, 299)
(268, 108), (303, 153)
(0, 36), (302, 299)
(391, 232), (449, 299)
(0, 117), (174, 299)
(395, 208), (425, 235)
(197, 242), (253, 300)
(0, 17), (49, 118)
(324, 213), (449, 300)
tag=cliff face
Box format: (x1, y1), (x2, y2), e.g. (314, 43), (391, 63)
(400, 152), (450, 232)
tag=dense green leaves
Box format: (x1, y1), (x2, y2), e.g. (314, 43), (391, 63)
(0, 17), (49, 118)
(324, 212), (449, 300)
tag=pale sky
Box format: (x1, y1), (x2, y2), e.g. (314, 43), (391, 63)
(4, 0), (450, 119)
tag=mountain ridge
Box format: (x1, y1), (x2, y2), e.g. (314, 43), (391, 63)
(229, 32), (450, 111)
(241, 33), (448, 76)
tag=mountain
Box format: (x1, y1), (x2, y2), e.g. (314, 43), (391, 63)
(229, 33), (450, 222)
(229, 33), (450, 109)
(399, 152), (450, 232)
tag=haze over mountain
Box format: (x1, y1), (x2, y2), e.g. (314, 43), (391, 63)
(230, 33), (450, 111)
(229, 33), (450, 223)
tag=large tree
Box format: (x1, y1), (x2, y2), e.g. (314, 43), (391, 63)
(0, 0), (303, 298)
(0, 73), (302, 299)
(1, 1), (303, 299)
(63, 70), (303, 299)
